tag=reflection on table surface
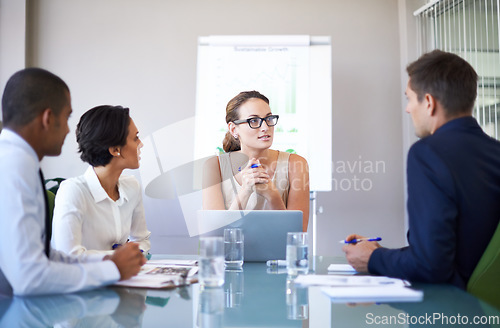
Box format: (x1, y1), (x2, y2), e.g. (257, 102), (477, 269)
(0, 287), (148, 328)
(0, 256), (498, 327)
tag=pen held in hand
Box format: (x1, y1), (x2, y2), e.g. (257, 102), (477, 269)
(339, 237), (382, 244)
(238, 163), (260, 171)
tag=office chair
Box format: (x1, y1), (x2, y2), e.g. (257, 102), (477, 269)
(46, 190), (56, 222)
(43, 177), (64, 223)
(45, 177), (65, 195)
(467, 221), (500, 310)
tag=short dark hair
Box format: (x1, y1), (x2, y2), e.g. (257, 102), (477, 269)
(407, 50), (478, 117)
(2, 67), (69, 128)
(76, 105), (130, 167)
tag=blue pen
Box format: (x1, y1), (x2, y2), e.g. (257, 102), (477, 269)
(339, 237), (382, 244)
(238, 163), (260, 171)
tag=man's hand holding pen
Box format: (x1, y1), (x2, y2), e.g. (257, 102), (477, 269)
(341, 234), (382, 273)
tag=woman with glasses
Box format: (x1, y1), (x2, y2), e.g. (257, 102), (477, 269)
(203, 91), (310, 231)
(51, 105), (151, 256)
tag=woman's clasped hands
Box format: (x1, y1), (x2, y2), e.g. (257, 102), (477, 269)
(239, 158), (277, 198)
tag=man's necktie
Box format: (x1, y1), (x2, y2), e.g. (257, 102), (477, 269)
(39, 169), (51, 257)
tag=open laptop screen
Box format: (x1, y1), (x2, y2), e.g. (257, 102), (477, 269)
(198, 210), (303, 262)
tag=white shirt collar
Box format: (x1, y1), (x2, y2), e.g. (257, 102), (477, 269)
(0, 129), (40, 168)
(84, 166), (129, 204)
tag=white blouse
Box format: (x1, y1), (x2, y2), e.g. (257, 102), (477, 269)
(51, 167), (151, 256)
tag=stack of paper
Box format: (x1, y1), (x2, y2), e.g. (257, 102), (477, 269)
(327, 264), (357, 273)
(147, 259), (198, 266)
(322, 286), (423, 303)
(294, 274), (410, 287)
(294, 274), (423, 303)
(114, 259), (198, 289)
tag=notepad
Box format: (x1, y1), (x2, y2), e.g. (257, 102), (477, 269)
(114, 263), (198, 289)
(294, 274), (410, 288)
(322, 286), (424, 303)
(147, 259), (198, 266)
(327, 264), (357, 273)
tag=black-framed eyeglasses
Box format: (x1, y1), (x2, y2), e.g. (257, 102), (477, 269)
(233, 115), (279, 129)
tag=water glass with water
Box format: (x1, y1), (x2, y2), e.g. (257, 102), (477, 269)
(199, 237), (225, 287)
(286, 232), (309, 275)
(224, 228), (244, 268)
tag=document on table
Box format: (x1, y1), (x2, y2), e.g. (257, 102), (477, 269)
(147, 259), (198, 266)
(294, 274), (423, 303)
(322, 286), (424, 303)
(327, 264), (357, 273)
(294, 274), (410, 287)
(114, 262), (198, 289)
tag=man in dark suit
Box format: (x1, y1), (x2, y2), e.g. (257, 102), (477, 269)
(342, 50), (500, 289)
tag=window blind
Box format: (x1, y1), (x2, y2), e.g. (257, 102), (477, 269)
(414, 0), (500, 139)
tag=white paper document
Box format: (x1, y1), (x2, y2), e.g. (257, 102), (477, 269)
(114, 263), (198, 289)
(147, 259), (198, 266)
(294, 274), (410, 288)
(322, 286), (424, 303)
(327, 264), (357, 273)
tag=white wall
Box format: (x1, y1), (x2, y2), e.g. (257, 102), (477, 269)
(398, 0), (427, 235)
(3, 0), (421, 256)
(314, 1), (406, 255)
(0, 0), (26, 95)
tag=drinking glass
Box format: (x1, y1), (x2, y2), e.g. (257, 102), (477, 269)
(224, 228), (244, 268)
(199, 237), (225, 287)
(286, 232), (309, 275)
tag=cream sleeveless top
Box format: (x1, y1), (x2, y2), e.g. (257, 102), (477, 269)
(219, 151), (290, 210)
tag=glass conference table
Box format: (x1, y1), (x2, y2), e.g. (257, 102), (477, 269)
(0, 256), (499, 328)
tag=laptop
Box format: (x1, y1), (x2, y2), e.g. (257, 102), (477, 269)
(198, 210), (303, 262)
